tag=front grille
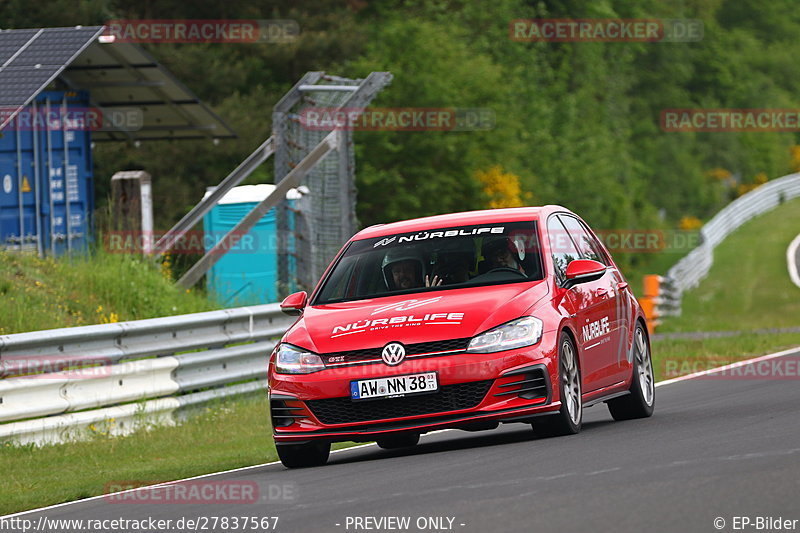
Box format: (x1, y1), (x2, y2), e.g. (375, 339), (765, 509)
(322, 338), (470, 365)
(306, 380), (493, 425)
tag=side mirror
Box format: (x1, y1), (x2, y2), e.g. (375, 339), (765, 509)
(280, 291), (308, 316)
(564, 259), (606, 289)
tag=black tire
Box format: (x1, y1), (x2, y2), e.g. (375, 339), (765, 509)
(376, 433), (420, 449)
(607, 322), (655, 421)
(276, 441), (331, 468)
(533, 331), (582, 437)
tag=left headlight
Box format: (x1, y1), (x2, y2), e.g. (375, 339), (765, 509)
(467, 316), (543, 353)
(273, 343), (325, 374)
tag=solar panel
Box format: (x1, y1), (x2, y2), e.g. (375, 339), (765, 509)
(0, 26), (102, 128)
(0, 66), (62, 105)
(0, 29), (39, 65)
(0, 26), (235, 141)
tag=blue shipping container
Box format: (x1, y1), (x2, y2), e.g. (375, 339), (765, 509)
(0, 90), (94, 255)
(203, 185), (297, 306)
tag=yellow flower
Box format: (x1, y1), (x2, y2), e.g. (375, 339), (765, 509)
(705, 167), (732, 181)
(475, 165), (527, 209)
(678, 216), (703, 231)
(791, 146), (800, 172)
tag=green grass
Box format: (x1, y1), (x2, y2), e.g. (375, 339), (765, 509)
(0, 396), (272, 515)
(651, 332), (800, 382)
(0, 395), (358, 516)
(0, 248), (215, 335)
(647, 197), (800, 377)
(660, 197), (800, 333)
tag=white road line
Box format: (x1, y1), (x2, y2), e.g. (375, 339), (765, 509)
(655, 345), (800, 387)
(787, 233), (800, 289)
(0, 443), (376, 519)
(3, 344), (799, 519)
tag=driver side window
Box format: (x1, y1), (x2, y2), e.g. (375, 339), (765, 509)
(558, 215), (607, 265)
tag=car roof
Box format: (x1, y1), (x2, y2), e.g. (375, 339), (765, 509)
(353, 205), (571, 240)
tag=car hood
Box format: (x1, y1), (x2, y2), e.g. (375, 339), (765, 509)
(283, 281), (550, 354)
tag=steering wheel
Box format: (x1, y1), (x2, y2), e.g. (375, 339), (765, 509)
(485, 267), (527, 278)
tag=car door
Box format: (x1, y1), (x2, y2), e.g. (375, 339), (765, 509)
(556, 214), (620, 390)
(547, 214), (614, 393)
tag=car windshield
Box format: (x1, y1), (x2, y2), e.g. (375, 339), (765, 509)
(314, 221), (543, 304)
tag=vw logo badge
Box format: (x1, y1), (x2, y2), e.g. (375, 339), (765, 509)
(381, 342), (406, 366)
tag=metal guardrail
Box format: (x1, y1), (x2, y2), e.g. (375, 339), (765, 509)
(0, 305), (295, 445)
(661, 172), (800, 314)
(787, 233), (800, 289)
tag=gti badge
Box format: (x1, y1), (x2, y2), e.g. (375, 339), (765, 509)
(381, 342), (406, 366)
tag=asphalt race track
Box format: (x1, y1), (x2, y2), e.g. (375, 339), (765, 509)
(8, 348), (800, 533)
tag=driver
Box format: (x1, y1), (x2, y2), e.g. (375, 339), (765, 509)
(481, 236), (526, 274)
(381, 248), (441, 290)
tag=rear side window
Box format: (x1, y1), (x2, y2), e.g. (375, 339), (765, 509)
(547, 216), (581, 283)
(557, 215), (607, 265)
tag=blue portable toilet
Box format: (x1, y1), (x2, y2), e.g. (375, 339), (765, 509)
(0, 91), (94, 255)
(202, 185), (299, 306)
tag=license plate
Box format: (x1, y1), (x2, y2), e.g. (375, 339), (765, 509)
(350, 372), (438, 401)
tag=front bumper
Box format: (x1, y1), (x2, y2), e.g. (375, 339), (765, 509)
(269, 335), (561, 443)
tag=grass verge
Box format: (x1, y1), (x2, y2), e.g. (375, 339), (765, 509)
(659, 197), (800, 333)
(0, 395), (357, 516)
(0, 248), (215, 335)
(646, 198), (800, 378)
(651, 332), (800, 382)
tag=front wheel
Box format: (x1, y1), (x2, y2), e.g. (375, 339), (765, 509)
(276, 441), (331, 468)
(533, 332), (582, 437)
(607, 322), (655, 420)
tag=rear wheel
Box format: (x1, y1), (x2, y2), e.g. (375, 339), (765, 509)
(534, 332), (582, 437)
(376, 433), (420, 449)
(276, 441), (331, 468)
(607, 322), (655, 420)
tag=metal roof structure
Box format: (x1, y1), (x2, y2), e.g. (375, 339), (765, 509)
(0, 25), (235, 141)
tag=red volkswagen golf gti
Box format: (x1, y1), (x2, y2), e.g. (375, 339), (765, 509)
(268, 206), (655, 467)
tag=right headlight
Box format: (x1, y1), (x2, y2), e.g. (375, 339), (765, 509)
(467, 316), (543, 353)
(273, 343), (325, 374)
